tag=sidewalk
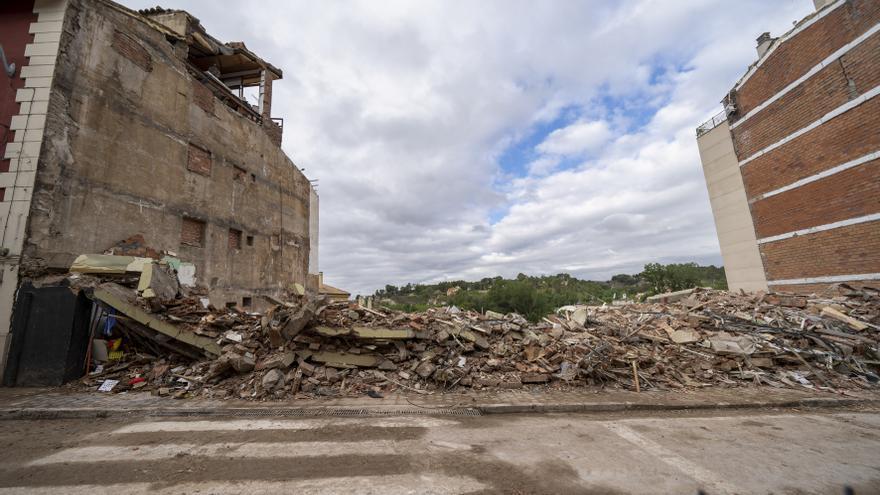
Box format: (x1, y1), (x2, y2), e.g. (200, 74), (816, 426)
(1, 386), (877, 419)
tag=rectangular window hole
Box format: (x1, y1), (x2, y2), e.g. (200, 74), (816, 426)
(225, 302), (237, 309)
(246, 235), (254, 246)
(242, 297), (252, 307)
(250, 173), (256, 183)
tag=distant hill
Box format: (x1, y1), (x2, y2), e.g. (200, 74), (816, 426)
(371, 263), (727, 322)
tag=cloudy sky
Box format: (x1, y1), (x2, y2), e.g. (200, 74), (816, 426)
(123, 0), (814, 295)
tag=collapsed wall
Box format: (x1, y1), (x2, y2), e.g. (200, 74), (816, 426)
(1, 0), (316, 377)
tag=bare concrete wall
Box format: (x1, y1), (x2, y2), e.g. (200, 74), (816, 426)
(24, 0), (311, 307)
(697, 122), (768, 292)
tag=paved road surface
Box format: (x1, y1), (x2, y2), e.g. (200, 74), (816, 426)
(0, 408), (878, 494)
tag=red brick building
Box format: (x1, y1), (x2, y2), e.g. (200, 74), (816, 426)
(697, 0), (879, 294)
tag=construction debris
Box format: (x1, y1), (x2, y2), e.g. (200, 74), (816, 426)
(68, 267), (880, 400)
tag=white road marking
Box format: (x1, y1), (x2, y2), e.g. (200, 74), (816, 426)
(603, 423), (740, 495)
(30, 439), (470, 466)
(0, 474), (487, 495)
(112, 416), (457, 434)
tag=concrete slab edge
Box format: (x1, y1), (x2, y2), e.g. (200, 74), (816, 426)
(0, 397), (875, 420)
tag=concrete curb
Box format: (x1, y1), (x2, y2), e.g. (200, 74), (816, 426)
(476, 397), (878, 414)
(0, 397), (875, 420)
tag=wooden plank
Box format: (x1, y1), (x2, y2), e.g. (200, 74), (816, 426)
(820, 307), (869, 331)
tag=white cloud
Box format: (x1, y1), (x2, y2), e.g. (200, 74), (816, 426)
(119, 0), (815, 295)
(526, 156), (561, 176)
(536, 120), (612, 156)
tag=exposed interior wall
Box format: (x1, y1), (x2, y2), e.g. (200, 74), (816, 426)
(0, 0), (65, 379)
(697, 122), (768, 293)
(24, 0), (311, 309)
(308, 186), (319, 279)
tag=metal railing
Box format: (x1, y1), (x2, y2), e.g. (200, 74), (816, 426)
(695, 109), (728, 137)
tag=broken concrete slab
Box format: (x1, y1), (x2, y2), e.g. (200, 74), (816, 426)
(262, 368), (286, 391)
(137, 262), (179, 300)
(416, 361), (437, 379)
(71, 254), (153, 274)
(302, 351), (381, 368)
(94, 284), (221, 357)
(670, 328), (702, 344)
(521, 373), (551, 384)
(646, 288), (700, 304)
(313, 326), (421, 340)
(708, 333), (756, 356)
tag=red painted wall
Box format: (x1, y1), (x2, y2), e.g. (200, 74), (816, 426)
(0, 1), (37, 174)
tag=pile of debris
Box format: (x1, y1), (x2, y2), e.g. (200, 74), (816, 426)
(75, 268), (880, 399)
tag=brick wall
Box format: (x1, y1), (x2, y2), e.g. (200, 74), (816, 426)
(768, 280), (880, 294)
(760, 221), (880, 280)
(751, 160), (880, 238)
(192, 80), (214, 115)
(111, 30), (152, 72)
(733, 2), (880, 291)
(264, 120), (282, 147)
(180, 217), (205, 247)
(740, 96), (880, 198)
(733, 0), (880, 117)
(228, 228), (241, 250)
(733, 32), (880, 159)
(186, 143), (212, 176)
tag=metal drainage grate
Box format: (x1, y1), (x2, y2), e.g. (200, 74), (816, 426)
(154, 407), (482, 417)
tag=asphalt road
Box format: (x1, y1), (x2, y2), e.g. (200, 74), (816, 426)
(0, 408), (878, 494)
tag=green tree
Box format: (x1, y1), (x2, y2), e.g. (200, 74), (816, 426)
(640, 263), (701, 293)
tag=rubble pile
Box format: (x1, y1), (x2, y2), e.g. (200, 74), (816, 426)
(79, 278), (879, 399)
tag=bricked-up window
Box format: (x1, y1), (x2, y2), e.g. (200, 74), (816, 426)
(228, 228), (242, 250)
(187, 144), (212, 176)
(181, 217), (206, 247)
(111, 30), (153, 72)
(191, 80), (215, 115)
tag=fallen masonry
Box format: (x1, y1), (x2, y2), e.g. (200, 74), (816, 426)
(61, 264), (880, 400)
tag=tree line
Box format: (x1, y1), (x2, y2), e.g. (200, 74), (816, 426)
(371, 263), (726, 322)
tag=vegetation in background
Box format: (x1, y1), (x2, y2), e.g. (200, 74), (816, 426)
(370, 263), (727, 322)
(640, 262), (726, 293)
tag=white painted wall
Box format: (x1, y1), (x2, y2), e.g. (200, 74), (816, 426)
(697, 122), (768, 292)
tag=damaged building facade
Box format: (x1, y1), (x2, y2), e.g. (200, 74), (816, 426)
(697, 0), (879, 294)
(0, 0), (318, 374)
